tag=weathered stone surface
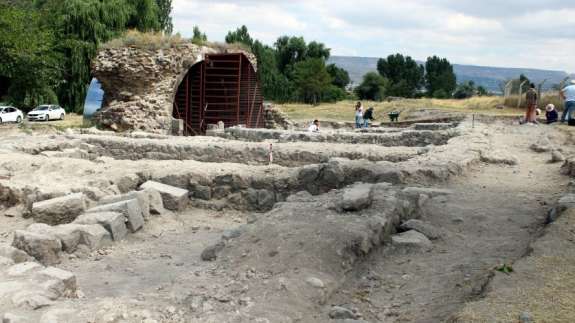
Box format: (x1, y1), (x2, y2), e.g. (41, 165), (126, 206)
(402, 187), (453, 198)
(557, 194), (575, 212)
(400, 219), (443, 240)
(329, 306), (359, 320)
(39, 308), (78, 323)
(32, 193), (86, 225)
(222, 228), (242, 241)
(99, 190), (150, 219)
(28, 223), (111, 253)
(140, 181), (189, 211)
(6, 262), (42, 277)
(74, 212), (127, 241)
(11, 290), (53, 309)
(2, 313), (29, 323)
(12, 230), (62, 265)
(115, 173), (140, 193)
(392, 230), (432, 251)
(305, 277), (325, 289)
(0, 255), (15, 268)
(550, 150), (565, 163)
(338, 184), (373, 212)
(201, 242), (225, 261)
(189, 180), (212, 200)
(144, 188), (165, 215)
(92, 43), (256, 134)
(34, 267), (77, 298)
(0, 244), (33, 263)
(480, 150), (518, 166)
(87, 199), (144, 232)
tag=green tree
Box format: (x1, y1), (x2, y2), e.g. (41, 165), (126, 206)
(275, 36), (307, 74)
(156, 0), (173, 34)
(191, 26), (207, 44)
(251, 40), (294, 102)
(355, 72), (389, 101)
(425, 56), (456, 98)
(326, 64), (350, 89)
(225, 25), (253, 47)
(0, 5), (61, 109)
(377, 53), (424, 98)
(477, 85), (488, 96)
(292, 58), (332, 104)
(453, 81), (476, 99)
(306, 41), (330, 60)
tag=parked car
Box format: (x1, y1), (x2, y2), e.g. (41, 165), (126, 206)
(27, 105), (66, 121)
(0, 106), (24, 124)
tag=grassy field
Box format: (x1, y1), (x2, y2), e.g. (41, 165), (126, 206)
(279, 96), (554, 123)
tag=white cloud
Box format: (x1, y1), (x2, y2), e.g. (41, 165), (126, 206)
(172, 0), (575, 72)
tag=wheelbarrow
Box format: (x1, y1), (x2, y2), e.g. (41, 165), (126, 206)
(388, 111), (400, 122)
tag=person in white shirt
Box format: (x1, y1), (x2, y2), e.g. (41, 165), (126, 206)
(560, 80), (575, 123)
(308, 119), (320, 132)
(354, 101), (364, 128)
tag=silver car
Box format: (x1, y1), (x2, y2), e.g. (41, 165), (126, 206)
(0, 106), (24, 124)
(27, 105), (66, 121)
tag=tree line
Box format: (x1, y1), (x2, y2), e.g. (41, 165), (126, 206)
(0, 0), (173, 112)
(223, 25), (350, 105)
(355, 54), (461, 101)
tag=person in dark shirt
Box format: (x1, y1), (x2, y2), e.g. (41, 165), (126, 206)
(522, 83), (538, 124)
(363, 107), (375, 128)
(546, 104), (558, 124)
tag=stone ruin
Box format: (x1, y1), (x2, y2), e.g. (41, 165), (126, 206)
(91, 43), (258, 134)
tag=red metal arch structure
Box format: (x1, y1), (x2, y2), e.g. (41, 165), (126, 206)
(172, 53), (264, 135)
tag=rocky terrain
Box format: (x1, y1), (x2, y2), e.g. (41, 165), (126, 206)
(0, 117), (573, 322)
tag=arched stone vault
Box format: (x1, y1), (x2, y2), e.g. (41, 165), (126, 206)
(91, 43), (257, 134)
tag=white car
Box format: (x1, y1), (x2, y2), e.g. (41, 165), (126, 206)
(0, 106), (24, 124)
(27, 105), (66, 121)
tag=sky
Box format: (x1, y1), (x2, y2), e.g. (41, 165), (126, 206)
(172, 0), (575, 73)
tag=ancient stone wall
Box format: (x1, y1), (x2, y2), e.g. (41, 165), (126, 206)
(91, 43), (257, 134)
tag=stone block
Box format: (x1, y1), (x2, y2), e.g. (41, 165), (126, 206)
(87, 199), (144, 232)
(143, 188), (165, 215)
(32, 193), (86, 225)
(34, 267), (77, 298)
(391, 230), (432, 252)
(338, 183), (373, 212)
(99, 190), (150, 219)
(28, 223), (111, 253)
(140, 181), (189, 211)
(400, 220), (443, 240)
(0, 256), (15, 268)
(74, 212), (127, 241)
(6, 262), (43, 277)
(0, 244), (33, 263)
(12, 230), (62, 265)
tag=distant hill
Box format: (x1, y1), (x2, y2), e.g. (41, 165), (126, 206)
(328, 56), (571, 93)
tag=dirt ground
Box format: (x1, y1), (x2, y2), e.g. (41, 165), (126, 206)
(1, 118), (574, 323)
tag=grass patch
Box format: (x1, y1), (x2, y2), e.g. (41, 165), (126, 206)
(279, 97), (526, 123)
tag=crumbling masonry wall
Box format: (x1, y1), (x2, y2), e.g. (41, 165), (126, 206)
(91, 44), (257, 134)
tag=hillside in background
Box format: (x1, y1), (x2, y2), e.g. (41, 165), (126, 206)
(328, 56), (571, 93)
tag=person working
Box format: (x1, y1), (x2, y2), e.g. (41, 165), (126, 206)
(521, 83), (538, 124)
(363, 107), (375, 128)
(546, 104), (558, 124)
(308, 119), (320, 132)
(354, 102), (364, 129)
(560, 80), (575, 123)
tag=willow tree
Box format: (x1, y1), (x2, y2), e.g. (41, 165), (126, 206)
(36, 0), (164, 112)
(0, 4), (60, 108)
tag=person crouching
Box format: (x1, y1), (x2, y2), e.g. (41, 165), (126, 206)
(546, 104), (558, 124)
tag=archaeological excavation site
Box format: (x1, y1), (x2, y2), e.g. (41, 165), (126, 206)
(1, 43), (575, 323)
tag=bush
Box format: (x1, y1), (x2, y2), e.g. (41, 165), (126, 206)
(432, 89), (450, 99)
(321, 85), (347, 103)
(504, 92), (564, 110)
(102, 30), (185, 50)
